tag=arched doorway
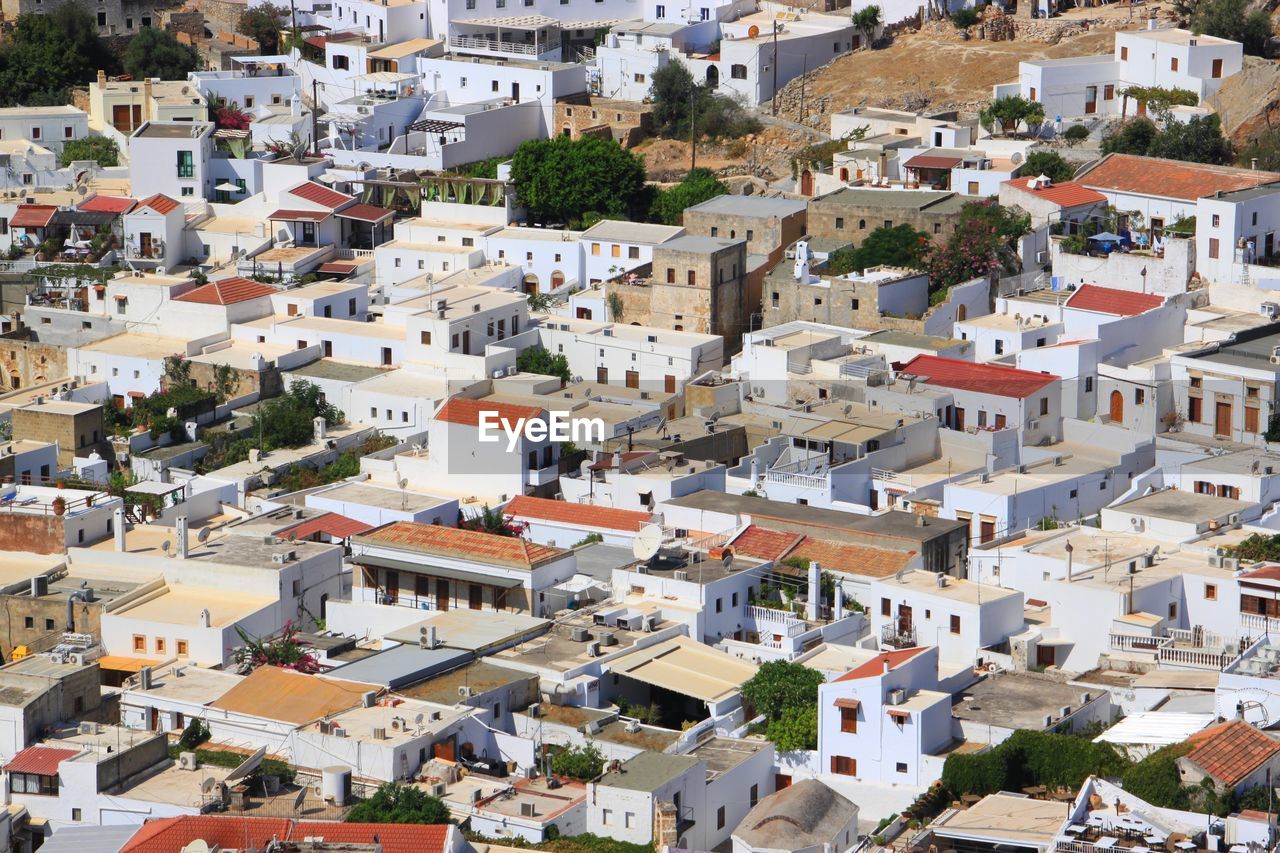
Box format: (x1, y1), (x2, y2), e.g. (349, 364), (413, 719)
(550, 270), (565, 288)
(957, 304), (966, 322)
(800, 169), (813, 196)
(839, 167), (849, 182)
(523, 274), (539, 295)
(706, 65), (719, 88)
(1109, 390), (1124, 423)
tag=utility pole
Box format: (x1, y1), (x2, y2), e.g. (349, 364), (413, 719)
(690, 83), (697, 171)
(771, 22), (780, 116)
(311, 78), (320, 156)
(799, 53), (807, 127)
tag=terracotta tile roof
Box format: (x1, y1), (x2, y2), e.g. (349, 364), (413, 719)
(355, 521), (568, 569)
(1241, 564), (1280, 581)
(731, 525), (804, 562)
(135, 193), (180, 215)
(1065, 284), (1164, 317)
(123, 816), (451, 853)
(505, 495), (651, 532)
(1001, 178), (1106, 208)
(78, 195), (136, 214)
(10, 204), (58, 228)
(787, 537), (917, 578)
(209, 668), (380, 725)
(267, 208), (332, 222)
(835, 647), (929, 681)
(435, 397), (543, 430)
(1078, 153), (1280, 202)
(277, 511), (372, 541)
(287, 180), (353, 210)
(335, 202), (395, 223)
(1183, 720), (1280, 787)
(173, 277), (277, 305)
(901, 354), (1058, 400)
(5, 746), (77, 776)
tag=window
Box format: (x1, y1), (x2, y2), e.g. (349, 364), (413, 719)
(1085, 377), (1093, 393)
(611, 244), (621, 257)
(22, 617), (32, 629)
(1104, 84), (1114, 100)
(687, 269), (695, 285)
(44, 618), (53, 631)
(349, 297), (357, 316)
(628, 246), (639, 259)
(830, 756), (855, 776)
(1208, 238), (1219, 259)
(421, 331), (432, 345)
(133, 635), (145, 652)
(1039, 397), (1050, 416)
(155, 637), (166, 653)
(177, 640), (189, 656)
(72, 808), (81, 821)
(1212, 58), (1223, 78)
(602, 809), (612, 826)
(1190, 376), (1202, 389)
(731, 64), (747, 79)
(656, 3), (664, 15)
(591, 242), (600, 256)
(1169, 602), (1178, 619)
(835, 216), (845, 230)
(994, 340), (1004, 355)
(1135, 388), (1145, 404)
(840, 706), (857, 733)
(10, 773), (57, 796)
(881, 597), (891, 616)
(1212, 214), (1221, 227)
(634, 73), (645, 83)
(950, 614), (961, 634)
(717, 807), (726, 830)
(1120, 45), (1128, 60)
(332, 54), (349, 69)
(1171, 57), (1179, 71)
(1189, 396), (1202, 422)
(1246, 405), (1260, 433)
(1205, 583), (1218, 601)
(750, 784), (759, 807)
(176, 149), (194, 178)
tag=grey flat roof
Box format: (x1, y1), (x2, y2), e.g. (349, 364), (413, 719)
(287, 360), (393, 383)
(38, 826), (137, 853)
(1112, 489), (1251, 521)
(951, 673), (1109, 730)
(863, 329), (963, 350)
(570, 542), (636, 583)
(398, 659), (533, 704)
(135, 122), (211, 139)
(663, 492), (967, 540)
(685, 195), (807, 218)
(324, 643), (472, 689)
(597, 751), (701, 792)
(661, 235), (743, 254)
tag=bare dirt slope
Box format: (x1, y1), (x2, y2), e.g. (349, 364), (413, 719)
(1207, 56), (1280, 149)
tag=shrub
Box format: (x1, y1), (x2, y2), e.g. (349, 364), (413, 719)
(1063, 124), (1090, 144)
(551, 742), (605, 781)
(951, 7), (980, 27)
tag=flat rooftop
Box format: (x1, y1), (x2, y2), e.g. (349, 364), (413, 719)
(685, 735), (768, 779)
(875, 570), (1019, 604)
(930, 793), (1069, 846)
(312, 480), (453, 514)
(286, 359), (393, 384)
(111, 583), (275, 627)
(398, 659), (532, 704)
(951, 673), (1106, 731)
(1111, 488), (1252, 522)
(123, 663), (242, 705)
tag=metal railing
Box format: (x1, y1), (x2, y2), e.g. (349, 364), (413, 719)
(452, 35), (558, 56)
(881, 623), (917, 648)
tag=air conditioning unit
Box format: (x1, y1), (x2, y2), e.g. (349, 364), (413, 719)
(570, 627), (590, 642)
(521, 802), (537, 817)
(373, 727), (387, 740)
(887, 688), (906, 705)
(178, 752), (200, 771)
(599, 631), (618, 646)
(673, 570), (688, 581)
(78, 721), (98, 735)
(528, 703), (542, 718)
(431, 781), (447, 797)
(332, 726), (347, 738)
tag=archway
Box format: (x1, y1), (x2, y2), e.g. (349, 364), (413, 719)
(1109, 390), (1124, 423)
(957, 304), (966, 322)
(706, 65), (719, 88)
(550, 270), (565, 288)
(800, 169), (813, 196)
(523, 274), (539, 295)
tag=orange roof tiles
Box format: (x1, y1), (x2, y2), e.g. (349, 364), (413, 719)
(355, 521), (568, 569)
(135, 194), (180, 215)
(1183, 720), (1280, 787)
(5, 746), (77, 776)
(1001, 178), (1106, 208)
(287, 180), (353, 210)
(78, 195), (136, 214)
(1078, 153), (1280, 202)
(277, 511), (372, 541)
(900, 354), (1058, 400)
(124, 816), (451, 853)
(267, 208), (332, 222)
(1066, 284), (1164, 317)
(10, 204), (58, 228)
(1241, 564), (1280, 581)
(505, 495), (651, 532)
(209, 668), (380, 725)
(335, 202), (394, 223)
(730, 525), (804, 562)
(787, 537), (916, 578)
(436, 397), (543, 430)
(836, 647), (929, 681)
(173, 277), (277, 305)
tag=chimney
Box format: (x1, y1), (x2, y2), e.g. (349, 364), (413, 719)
(807, 560), (821, 621)
(143, 78), (153, 112)
(175, 515), (189, 559)
(97, 69), (107, 87)
(750, 457), (759, 482)
(882, 655), (891, 674)
(114, 506), (126, 551)
(200, 608), (211, 628)
(313, 416), (327, 443)
(834, 582), (845, 621)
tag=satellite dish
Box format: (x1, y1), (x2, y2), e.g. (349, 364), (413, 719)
(633, 524), (663, 561)
(292, 786), (308, 813)
(399, 478), (409, 489)
(161, 539), (172, 555)
(748, 23), (760, 37)
(225, 745), (267, 782)
(201, 776), (216, 794)
(1010, 151), (1024, 166)
(722, 550), (735, 571)
(287, 531), (298, 542)
(415, 713), (425, 727)
(198, 527), (212, 543)
(76, 185), (87, 196)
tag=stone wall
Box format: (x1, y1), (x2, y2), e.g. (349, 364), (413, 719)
(0, 332), (68, 392)
(0, 514), (64, 556)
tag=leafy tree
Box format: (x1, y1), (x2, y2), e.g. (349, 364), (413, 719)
(826, 223), (929, 275)
(509, 136), (648, 226)
(163, 356), (194, 391)
(1102, 117), (1160, 156)
(552, 742), (605, 780)
(943, 730), (1128, 797)
(741, 660), (824, 721)
(980, 96), (1045, 136)
(951, 6), (980, 26)
(1191, 0), (1273, 55)
(852, 5), (881, 44)
(1020, 150), (1075, 184)
(926, 201), (1029, 291)
(517, 345), (571, 383)
(123, 27), (199, 80)
(238, 3), (289, 53)
(60, 137), (119, 168)
(649, 62), (760, 140)
(177, 718), (210, 750)
(649, 168), (729, 225)
(1233, 532), (1280, 563)
(1238, 134), (1280, 172)
(0, 6), (119, 107)
(1236, 784), (1279, 812)
(1062, 124), (1090, 145)
(766, 704), (818, 752)
(1148, 114), (1232, 165)
(347, 783), (453, 824)
(1120, 85), (1198, 118)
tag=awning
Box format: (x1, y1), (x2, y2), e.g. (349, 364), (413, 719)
(409, 118), (464, 134)
(317, 262), (358, 275)
(267, 209), (331, 222)
(608, 636), (757, 704)
(336, 203), (394, 224)
(97, 655), (154, 673)
(887, 708), (910, 719)
(833, 698), (861, 710)
(11, 205), (57, 228)
(904, 154), (962, 170)
(356, 554), (524, 589)
(5, 747), (77, 776)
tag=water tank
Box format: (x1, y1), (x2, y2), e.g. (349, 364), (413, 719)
(322, 766), (352, 806)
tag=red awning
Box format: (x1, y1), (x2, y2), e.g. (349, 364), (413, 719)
(5, 747), (77, 776)
(266, 209), (331, 222)
(10, 205), (58, 228)
(834, 698), (861, 710)
(335, 203), (394, 224)
(887, 708), (910, 719)
(904, 154), (963, 170)
(317, 262), (358, 275)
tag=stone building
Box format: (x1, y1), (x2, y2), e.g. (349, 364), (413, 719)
(606, 236), (750, 349)
(553, 96), (653, 148)
(10, 399), (109, 470)
(0, 0), (187, 35)
(1, 333), (67, 393)
(806, 188), (968, 246)
(681, 195), (808, 266)
(762, 262), (932, 330)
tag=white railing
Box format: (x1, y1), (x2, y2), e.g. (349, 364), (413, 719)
(745, 605), (807, 638)
(1157, 645), (1234, 670)
(334, 248), (374, 259)
(765, 470), (828, 491)
(871, 468), (900, 483)
(1109, 632), (1161, 654)
(840, 362), (879, 379)
(1242, 612), (1280, 634)
(452, 35), (558, 56)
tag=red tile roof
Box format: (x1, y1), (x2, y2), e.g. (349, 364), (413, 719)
(10, 204), (58, 228)
(1065, 284), (1164, 317)
(900, 354), (1059, 400)
(355, 521), (567, 569)
(1001, 178), (1105, 208)
(730, 525), (805, 562)
(835, 648), (929, 681)
(1183, 720), (1280, 787)
(5, 746), (77, 776)
(123, 816), (451, 853)
(435, 397), (543, 431)
(267, 208), (332, 222)
(505, 495), (651, 532)
(277, 511), (372, 541)
(335, 202), (395, 223)
(1078, 153), (1280, 202)
(1241, 564), (1280, 581)
(79, 195), (136, 214)
(787, 537), (917, 578)
(905, 154), (963, 170)
(287, 180), (353, 210)
(135, 193), (180, 215)
(173, 277), (277, 305)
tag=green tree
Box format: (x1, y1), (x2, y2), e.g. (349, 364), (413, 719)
(238, 3), (289, 53)
(649, 168), (729, 225)
(516, 344), (572, 384)
(0, 6), (119, 107)
(509, 136), (648, 226)
(741, 659), (824, 721)
(1020, 150), (1075, 184)
(552, 743), (605, 780)
(1120, 85), (1198, 118)
(826, 223), (929, 275)
(648, 62), (759, 140)
(980, 96), (1045, 136)
(1147, 114), (1232, 165)
(766, 704), (818, 752)
(851, 5), (881, 44)
(1233, 532), (1280, 563)
(1191, 0), (1273, 55)
(1063, 124), (1090, 145)
(60, 137), (119, 168)
(123, 27), (199, 80)
(926, 201), (1029, 291)
(347, 783), (453, 825)
(1102, 117), (1160, 156)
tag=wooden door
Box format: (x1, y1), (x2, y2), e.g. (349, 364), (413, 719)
(1215, 401), (1232, 436)
(664, 375), (676, 394)
(596, 366), (608, 384)
(432, 737), (456, 761)
(385, 570), (399, 603)
(462, 331), (471, 355)
(415, 575), (430, 607)
(897, 604), (913, 633)
(1109, 390), (1123, 423)
(625, 370), (639, 389)
(139, 232), (153, 258)
(1036, 645), (1055, 668)
(980, 518), (996, 543)
(469, 583), (483, 610)
(954, 407), (965, 431)
(436, 578), (449, 611)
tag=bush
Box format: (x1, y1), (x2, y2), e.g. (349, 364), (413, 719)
(942, 730), (1128, 796)
(516, 345), (571, 384)
(60, 136), (119, 168)
(1021, 150), (1075, 184)
(951, 7), (980, 27)
(551, 742), (605, 781)
(347, 782), (453, 824)
(1121, 742), (1194, 810)
(1063, 124), (1090, 145)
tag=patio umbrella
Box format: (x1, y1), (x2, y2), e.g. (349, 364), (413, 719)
(215, 182), (242, 193)
(1088, 232), (1123, 242)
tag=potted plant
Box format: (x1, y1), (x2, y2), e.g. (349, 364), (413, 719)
(54, 477), (66, 489)
(51, 495), (66, 516)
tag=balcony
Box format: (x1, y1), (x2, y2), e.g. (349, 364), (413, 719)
(881, 623), (917, 649)
(451, 34), (560, 58)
